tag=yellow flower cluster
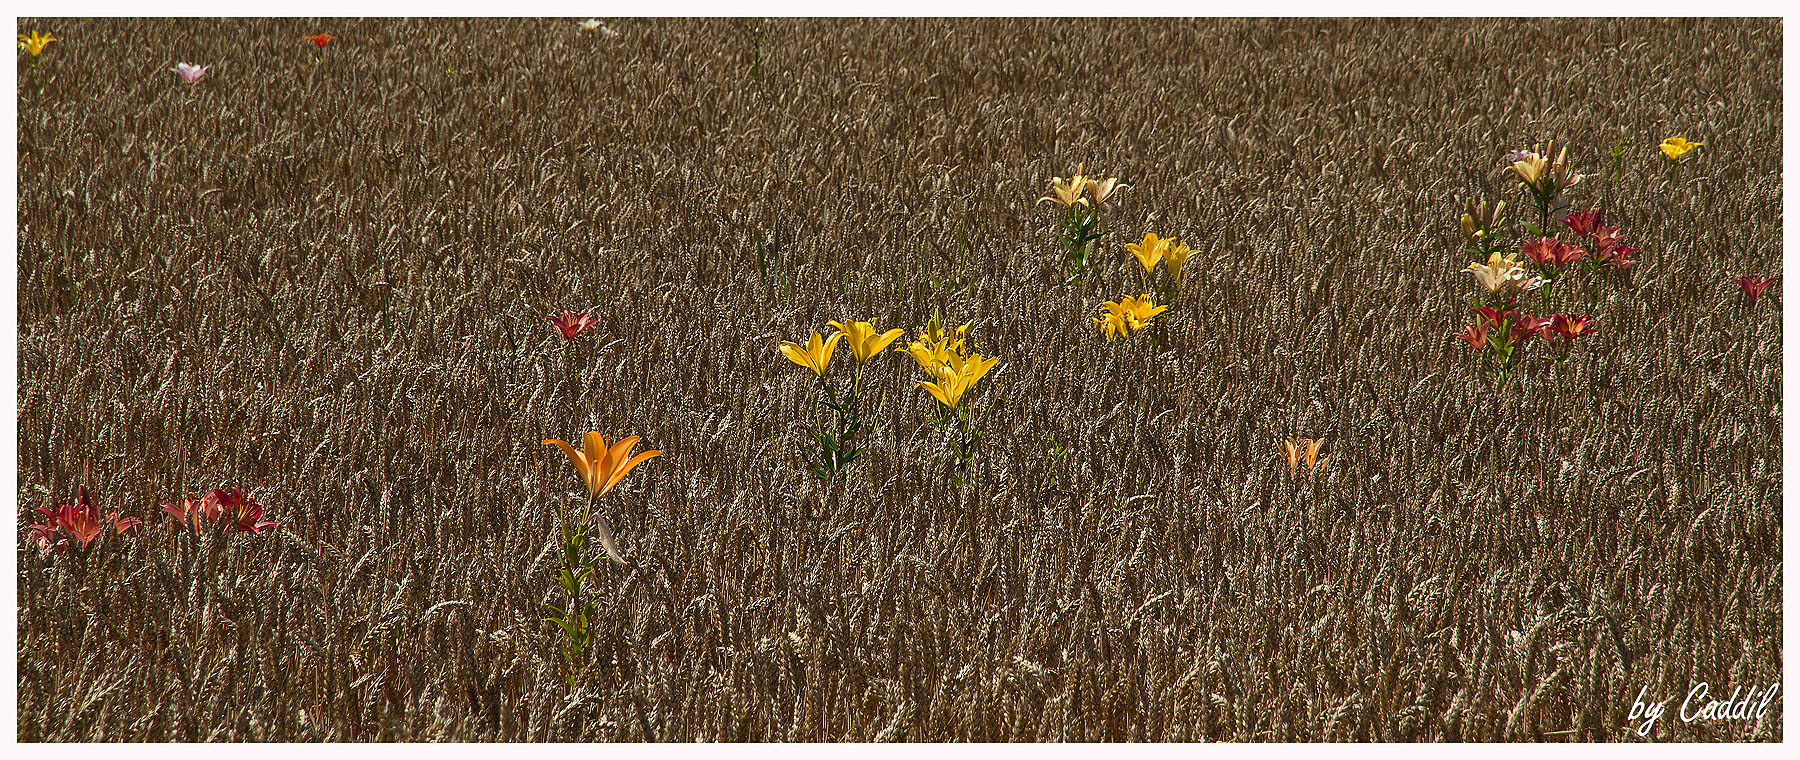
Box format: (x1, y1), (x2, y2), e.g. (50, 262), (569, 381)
(905, 318), (970, 379)
(905, 318), (997, 410)
(778, 316), (999, 410)
(777, 319), (904, 377)
(1094, 294), (1169, 340)
(1124, 232), (1196, 288)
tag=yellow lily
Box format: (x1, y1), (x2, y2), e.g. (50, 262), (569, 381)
(1125, 232), (1169, 277)
(829, 319), (905, 367)
(1094, 294), (1168, 339)
(917, 351), (999, 409)
(1165, 238), (1194, 287)
(17, 31), (54, 57)
(1037, 164), (1090, 208)
(1121, 294), (1169, 326)
(778, 331), (842, 377)
(543, 432), (663, 500)
(906, 319), (969, 375)
(1660, 134), (1702, 161)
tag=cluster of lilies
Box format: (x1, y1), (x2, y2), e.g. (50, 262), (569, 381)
(774, 317), (999, 480)
(27, 486), (277, 559)
(1038, 171), (1189, 340)
(1453, 143), (1631, 381)
(1037, 164), (1129, 280)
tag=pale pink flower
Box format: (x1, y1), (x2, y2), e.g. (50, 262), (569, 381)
(172, 62), (209, 83)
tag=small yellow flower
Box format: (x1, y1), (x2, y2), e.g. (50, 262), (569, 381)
(778, 331), (843, 377)
(829, 319), (905, 367)
(1165, 238), (1194, 287)
(917, 351), (999, 410)
(17, 31), (55, 57)
(1660, 134), (1702, 161)
(1125, 233), (1169, 276)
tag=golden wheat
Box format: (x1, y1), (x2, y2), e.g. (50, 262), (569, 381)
(15, 17), (1782, 741)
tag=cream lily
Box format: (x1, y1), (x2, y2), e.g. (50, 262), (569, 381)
(1085, 173), (1128, 206)
(1038, 171), (1090, 208)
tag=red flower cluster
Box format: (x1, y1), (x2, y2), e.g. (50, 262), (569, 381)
(1455, 307), (1598, 350)
(27, 487), (142, 554)
(1734, 275), (1778, 306)
(1520, 236), (1587, 270)
(162, 488), (279, 535)
(547, 310), (597, 340)
(304, 33), (337, 47)
(1561, 209), (1637, 269)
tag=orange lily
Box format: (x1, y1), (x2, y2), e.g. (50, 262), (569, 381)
(1282, 438), (1328, 476)
(543, 432), (662, 500)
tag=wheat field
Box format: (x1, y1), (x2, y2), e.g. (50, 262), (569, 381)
(14, 17), (1783, 742)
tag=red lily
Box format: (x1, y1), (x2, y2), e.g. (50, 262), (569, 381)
(547, 310), (597, 340)
(209, 488), (279, 534)
(162, 491), (218, 535)
(1547, 313), (1599, 341)
(1596, 244), (1638, 269)
(1561, 208), (1603, 238)
(1453, 322), (1489, 350)
(1520, 237), (1587, 269)
(1735, 275), (1778, 305)
(1512, 314), (1553, 343)
(28, 519), (66, 554)
(30, 487), (138, 554)
(1473, 305), (1515, 328)
(1520, 237), (1558, 267)
(304, 34), (337, 47)
(1588, 225), (1638, 269)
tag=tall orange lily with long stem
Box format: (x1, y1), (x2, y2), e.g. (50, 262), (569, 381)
(540, 431), (660, 687)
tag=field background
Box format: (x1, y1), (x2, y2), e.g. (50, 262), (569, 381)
(15, 18), (1783, 741)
